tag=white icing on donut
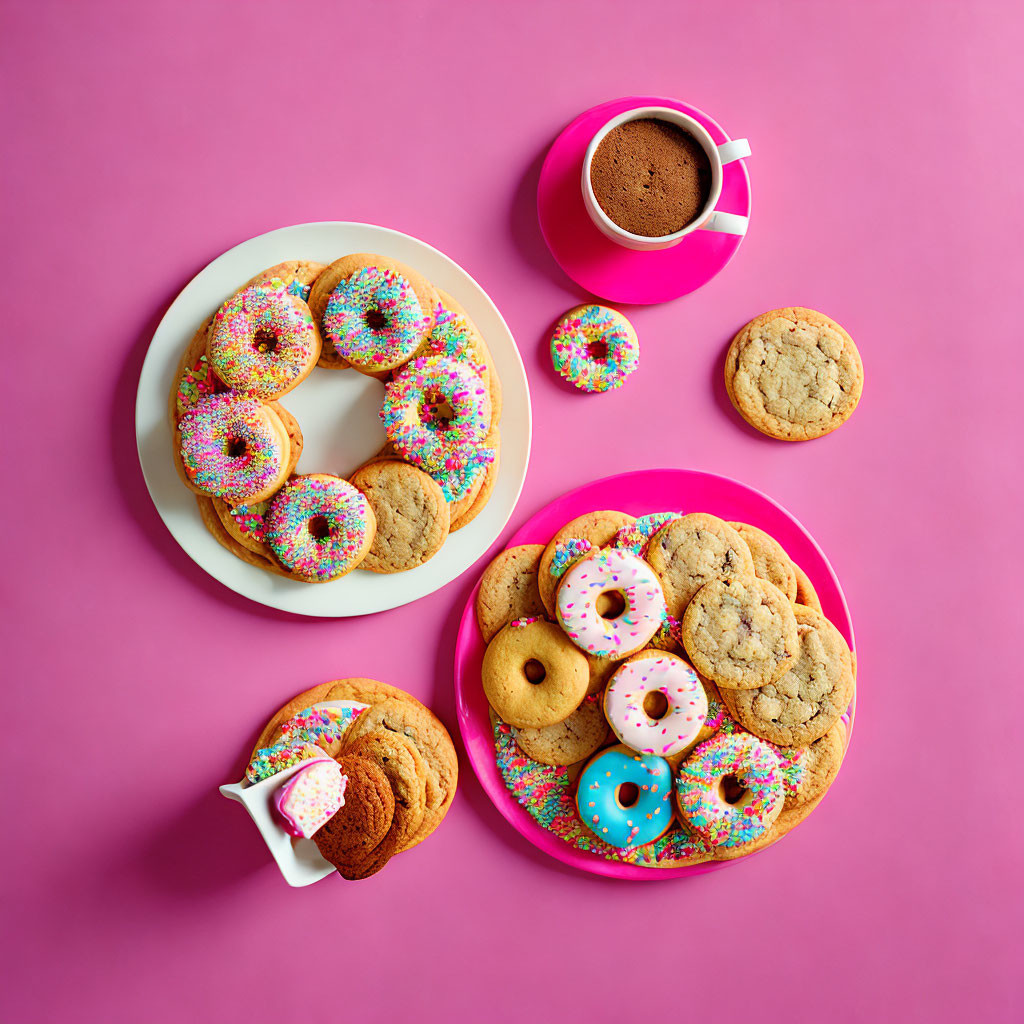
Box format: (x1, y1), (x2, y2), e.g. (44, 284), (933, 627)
(555, 548), (666, 657)
(604, 655), (708, 756)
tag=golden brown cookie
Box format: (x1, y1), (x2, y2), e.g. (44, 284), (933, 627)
(196, 495), (287, 576)
(212, 497), (272, 557)
(339, 697), (458, 850)
(168, 315), (216, 426)
(450, 428), (500, 532)
(792, 560), (822, 612)
(243, 260), (325, 310)
(537, 510), (636, 616)
(584, 652), (622, 695)
(482, 619), (589, 728)
(728, 522), (798, 602)
(724, 307), (864, 441)
(306, 254), (439, 374)
(348, 460), (450, 573)
(342, 732), (426, 877)
(475, 544), (547, 643)
(681, 576), (799, 689)
(513, 692), (609, 766)
(645, 513), (755, 620)
(788, 721), (846, 806)
(252, 679), (420, 753)
(718, 604), (854, 744)
(313, 754), (395, 879)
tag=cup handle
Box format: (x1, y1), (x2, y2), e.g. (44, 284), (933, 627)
(703, 210), (749, 235)
(717, 138), (751, 164)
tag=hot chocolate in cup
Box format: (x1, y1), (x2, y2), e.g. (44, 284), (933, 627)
(581, 106), (750, 251)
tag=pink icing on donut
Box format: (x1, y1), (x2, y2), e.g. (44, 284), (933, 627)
(273, 757), (347, 839)
(604, 655), (709, 756)
(555, 548), (667, 657)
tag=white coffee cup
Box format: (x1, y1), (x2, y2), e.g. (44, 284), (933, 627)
(581, 106), (751, 251)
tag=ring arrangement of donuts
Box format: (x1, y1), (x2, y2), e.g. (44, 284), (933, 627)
(170, 254), (502, 581)
(474, 510), (855, 867)
(240, 678), (458, 879)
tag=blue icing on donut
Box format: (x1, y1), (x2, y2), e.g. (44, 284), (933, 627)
(575, 747), (674, 848)
(287, 278), (312, 302)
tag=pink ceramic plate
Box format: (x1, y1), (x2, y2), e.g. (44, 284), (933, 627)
(454, 469), (856, 880)
(537, 96), (752, 304)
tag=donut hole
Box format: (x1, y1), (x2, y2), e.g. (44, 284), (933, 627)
(224, 437), (247, 459)
(523, 659), (547, 685)
(643, 690), (670, 720)
(586, 338), (609, 362)
(596, 590), (626, 620)
(364, 308), (389, 331)
(615, 782), (640, 809)
(253, 328), (278, 354)
(422, 390), (456, 431)
(307, 515), (331, 541)
(719, 774), (748, 806)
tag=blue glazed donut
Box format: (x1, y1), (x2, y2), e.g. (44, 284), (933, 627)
(575, 744), (674, 848)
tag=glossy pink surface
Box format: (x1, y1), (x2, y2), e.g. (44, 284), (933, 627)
(454, 469), (855, 879)
(538, 96), (751, 302)
(2, 2), (1022, 1022)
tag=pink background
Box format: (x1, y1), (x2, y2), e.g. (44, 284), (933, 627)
(2, 1), (1021, 1021)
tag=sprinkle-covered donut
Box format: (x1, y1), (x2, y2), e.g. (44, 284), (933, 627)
(612, 512), (682, 557)
(265, 474), (376, 582)
(207, 279), (321, 400)
(675, 730), (788, 849)
(246, 740), (325, 784)
(556, 548), (667, 658)
(550, 304), (640, 393)
(177, 392), (289, 503)
(604, 652), (708, 757)
(548, 538), (593, 582)
(380, 356), (493, 501)
(415, 302), (487, 375)
(279, 705), (365, 747)
(323, 265), (429, 372)
(576, 745), (674, 848)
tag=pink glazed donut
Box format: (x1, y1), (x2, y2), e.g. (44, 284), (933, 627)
(555, 548), (667, 658)
(604, 652), (708, 757)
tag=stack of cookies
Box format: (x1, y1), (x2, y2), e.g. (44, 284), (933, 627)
(170, 254), (503, 583)
(475, 510), (854, 868)
(245, 679), (458, 879)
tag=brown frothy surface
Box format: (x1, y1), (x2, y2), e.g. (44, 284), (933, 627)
(590, 118), (711, 237)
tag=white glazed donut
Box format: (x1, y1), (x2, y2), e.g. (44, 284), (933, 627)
(604, 652), (708, 757)
(555, 548), (667, 658)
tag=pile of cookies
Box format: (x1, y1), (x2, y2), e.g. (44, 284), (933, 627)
(170, 254), (502, 582)
(244, 679), (458, 879)
(475, 510), (855, 867)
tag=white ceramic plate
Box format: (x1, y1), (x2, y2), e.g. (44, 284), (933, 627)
(135, 222), (531, 616)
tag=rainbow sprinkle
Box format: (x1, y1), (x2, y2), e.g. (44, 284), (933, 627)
(549, 538), (593, 579)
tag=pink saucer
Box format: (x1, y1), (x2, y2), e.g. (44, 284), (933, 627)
(537, 96), (752, 304)
(454, 469), (856, 881)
